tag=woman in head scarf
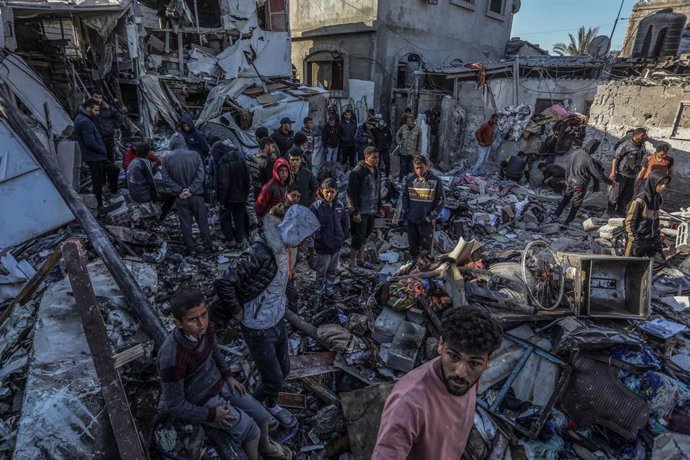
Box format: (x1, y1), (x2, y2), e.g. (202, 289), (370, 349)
(624, 169), (671, 272)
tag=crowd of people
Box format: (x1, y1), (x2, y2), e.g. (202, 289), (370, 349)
(71, 92), (675, 458)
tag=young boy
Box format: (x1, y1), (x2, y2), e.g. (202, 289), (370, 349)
(214, 205), (320, 430)
(157, 289), (291, 460)
(310, 178), (349, 306)
(256, 158), (292, 222)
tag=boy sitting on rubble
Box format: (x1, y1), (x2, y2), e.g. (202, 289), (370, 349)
(213, 205), (320, 430)
(310, 178), (349, 307)
(157, 289), (292, 460)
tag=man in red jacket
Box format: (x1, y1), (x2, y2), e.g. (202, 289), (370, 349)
(470, 114), (498, 175)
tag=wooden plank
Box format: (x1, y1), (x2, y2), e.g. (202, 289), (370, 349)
(62, 239), (147, 460)
(302, 377), (339, 405)
(276, 392), (307, 409)
(287, 352), (337, 380)
(112, 342), (150, 369)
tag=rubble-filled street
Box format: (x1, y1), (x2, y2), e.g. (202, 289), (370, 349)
(2, 0), (690, 459)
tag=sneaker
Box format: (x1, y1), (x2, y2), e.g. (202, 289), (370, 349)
(267, 404), (297, 428)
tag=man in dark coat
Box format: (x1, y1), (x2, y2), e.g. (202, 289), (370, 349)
(338, 109), (358, 167)
(355, 118), (376, 164)
(179, 114), (210, 160)
(608, 127), (647, 216)
(91, 90), (123, 163)
(74, 98), (120, 208)
(374, 118), (393, 177)
(215, 142), (251, 247)
(322, 116), (340, 163)
(271, 117), (295, 158)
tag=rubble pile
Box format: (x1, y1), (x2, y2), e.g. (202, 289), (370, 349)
(2, 163), (690, 459)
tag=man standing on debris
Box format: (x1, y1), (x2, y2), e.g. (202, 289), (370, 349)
(157, 289), (293, 460)
(470, 114), (498, 176)
(248, 138), (277, 198)
(373, 307), (503, 460)
(310, 178), (349, 307)
(402, 155), (445, 258)
(346, 146), (383, 272)
(339, 109), (358, 167)
(298, 117), (318, 167)
(179, 114), (210, 160)
(126, 141), (159, 204)
(608, 127), (648, 216)
(215, 141), (251, 248)
(499, 151), (530, 183)
(322, 116), (340, 163)
(551, 139), (613, 227)
(374, 117), (393, 178)
(624, 170), (671, 272)
(213, 205), (319, 431)
(272, 117), (295, 158)
(355, 117), (377, 163)
(162, 133), (213, 255)
(91, 90), (123, 163)
(288, 148), (319, 209)
(396, 116), (423, 181)
(637, 143), (673, 189)
(74, 98), (120, 210)
(255, 158), (292, 222)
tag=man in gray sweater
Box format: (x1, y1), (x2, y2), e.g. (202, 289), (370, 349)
(162, 133), (212, 254)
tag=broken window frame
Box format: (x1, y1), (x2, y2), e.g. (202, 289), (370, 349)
(450, 0), (476, 11)
(305, 50), (346, 95)
(264, 0), (288, 32)
(486, 0), (506, 20)
(671, 101), (690, 140)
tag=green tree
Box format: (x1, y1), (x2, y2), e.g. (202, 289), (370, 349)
(553, 26), (600, 56)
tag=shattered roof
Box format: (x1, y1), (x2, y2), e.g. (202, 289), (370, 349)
(426, 55), (616, 77)
(5, 0), (130, 13)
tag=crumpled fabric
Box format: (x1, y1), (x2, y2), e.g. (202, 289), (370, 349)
(317, 324), (367, 353)
(277, 204), (320, 248)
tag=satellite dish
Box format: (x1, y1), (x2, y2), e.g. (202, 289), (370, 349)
(588, 35), (612, 58)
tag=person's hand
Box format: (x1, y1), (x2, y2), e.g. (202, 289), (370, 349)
(214, 404), (238, 427)
(226, 376), (247, 396)
(609, 172), (616, 181)
(426, 216), (436, 225)
(353, 213), (362, 223)
(179, 189), (192, 199)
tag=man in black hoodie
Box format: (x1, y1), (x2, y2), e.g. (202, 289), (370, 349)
(322, 116), (340, 163)
(74, 98), (120, 209)
(179, 114), (210, 160)
(339, 109), (358, 167)
(215, 142), (251, 247)
(271, 117), (295, 158)
(552, 139), (613, 226)
(374, 118), (393, 177)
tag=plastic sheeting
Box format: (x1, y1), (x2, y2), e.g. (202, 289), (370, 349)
(139, 75), (183, 131)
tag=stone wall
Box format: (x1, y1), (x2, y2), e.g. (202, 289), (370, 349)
(587, 81), (690, 176)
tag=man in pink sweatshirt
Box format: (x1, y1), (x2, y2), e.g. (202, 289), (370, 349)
(373, 307), (503, 459)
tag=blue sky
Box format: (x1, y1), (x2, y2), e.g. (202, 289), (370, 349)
(511, 0), (634, 54)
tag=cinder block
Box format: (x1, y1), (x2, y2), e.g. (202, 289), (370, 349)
(372, 307), (405, 345)
(388, 321), (426, 372)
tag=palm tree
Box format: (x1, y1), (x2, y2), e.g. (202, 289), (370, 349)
(553, 26), (600, 56)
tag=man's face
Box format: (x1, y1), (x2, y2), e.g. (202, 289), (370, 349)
(306, 120), (314, 130)
(283, 122), (292, 131)
(364, 153), (379, 168)
(406, 118), (414, 128)
(633, 132), (647, 144)
(656, 179), (670, 194)
(278, 166), (290, 183)
(328, 119), (335, 126)
(87, 105), (101, 117)
(437, 338), (491, 396)
(181, 123), (192, 133)
(173, 303), (209, 338)
(321, 187), (337, 203)
(92, 94), (103, 105)
(286, 190), (301, 204)
(366, 122), (375, 131)
(264, 143), (275, 156)
(656, 149), (669, 160)
(344, 112), (352, 121)
(289, 155), (302, 172)
(413, 162), (428, 178)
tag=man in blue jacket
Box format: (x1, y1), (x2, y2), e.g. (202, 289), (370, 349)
(402, 155), (445, 258)
(74, 98), (120, 209)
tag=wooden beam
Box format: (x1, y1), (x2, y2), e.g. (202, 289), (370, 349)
(62, 239), (147, 460)
(0, 94), (167, 348)
(113, 342), (150, 369)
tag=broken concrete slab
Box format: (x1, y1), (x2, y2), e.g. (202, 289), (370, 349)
(341, 383), (395, 460)
(387, 321), (426, 372)
(372, 307), (405, 345)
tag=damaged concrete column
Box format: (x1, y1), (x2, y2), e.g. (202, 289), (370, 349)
(0, 94), (167, 348)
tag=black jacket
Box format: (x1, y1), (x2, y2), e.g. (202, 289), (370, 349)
(179, 114), (210, 159)
(96, 103), (123, 138)
(338, 119), (357, 147)
(346, 161), (381, 215)
(310, 198), (349, 254)
(126, 158), (158, 203)
(322, 123), (340, 148)
(271, 129), (294, 157)
(216, 143), (250, 204)
(566, 139), (612, 188)
(355, 124), (375, 155)
(625, 170), (669, 249)
(292, 166), (319, 207)
(374, 126), (393, 153)
(74, 108), (107, 162)
(212, 239), (277, 321)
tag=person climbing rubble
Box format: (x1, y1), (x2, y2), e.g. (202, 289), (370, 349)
(608, 127), (647, 217)
(499, 151), (530, 183)
(310, 178), (349, 308)
(346, 146), (383, 273)
(161, 133), (213, 255)
(470, 114), (498, 176)
(373, 307), (503, 459)
(402, 155), (445, 258)
(624, 170), (671, 272)
(550, 139), (612, 227)
(255, 158), (292, 223)
(213, 205), (320, 432)
(157, 289), (293, 460)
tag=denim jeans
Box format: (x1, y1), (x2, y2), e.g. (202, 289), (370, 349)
(470, 145), (491, 175)
(241, 320), (290, 407)
(314, 250), (340, 297)
(326, 147), (339, 163)
(399, 155), (413, 180)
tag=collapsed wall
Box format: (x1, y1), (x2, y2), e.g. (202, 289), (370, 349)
(588, 80), (690, 176)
